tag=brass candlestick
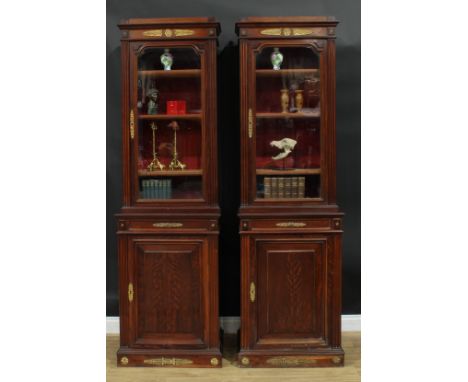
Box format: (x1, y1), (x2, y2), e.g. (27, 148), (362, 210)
(147, 122), (165, 171)
(168, 121), (186, 170)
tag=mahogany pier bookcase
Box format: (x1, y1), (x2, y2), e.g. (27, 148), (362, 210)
(236, 17), (344, 367)
(116, 18), (221, 368)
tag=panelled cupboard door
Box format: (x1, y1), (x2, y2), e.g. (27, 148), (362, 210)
(127, 236), (208, 349)
(247, 235), (341, 350)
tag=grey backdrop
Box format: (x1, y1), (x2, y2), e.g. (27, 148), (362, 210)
(107, 0), (361, 316)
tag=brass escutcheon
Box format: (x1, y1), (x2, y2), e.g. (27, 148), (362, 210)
(128, 283), (134, 302)
(250, 282), (256, 303)
(248, 109), (253, 138)
(129, 110), (135, 139)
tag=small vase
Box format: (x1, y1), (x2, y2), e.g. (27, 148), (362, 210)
(295, 90), (304, 112)
(271, 48), (283, 70)
(160, 49), (173, 70)
(280, 89), (289, 113)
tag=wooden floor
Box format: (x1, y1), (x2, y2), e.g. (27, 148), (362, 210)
(107, 332), (360, 382)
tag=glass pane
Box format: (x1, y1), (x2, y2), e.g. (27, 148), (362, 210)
(136, 47), (203, 200)
(255, 46), (321, 200)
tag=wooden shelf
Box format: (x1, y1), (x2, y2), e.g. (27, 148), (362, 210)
(138, 169), (203, 177)
(138, 69), (201, 78)
(138, 114), (201, 120)
(256, 168), (321, 176)
(256, 111), (320, 119)
(256, 68), (319, 77)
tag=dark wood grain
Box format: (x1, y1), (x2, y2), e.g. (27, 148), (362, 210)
(236, 17), (344, 368)
(116, 18), (221, 368)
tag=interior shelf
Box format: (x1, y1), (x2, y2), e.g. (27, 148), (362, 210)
(138, 114), (202, 120)
(138, 169), (203, 177)
(256, 111), (320, 119)
(256, 168), (321, 175)
(138, 69), (201, 77)
(256, 68), (319, 77)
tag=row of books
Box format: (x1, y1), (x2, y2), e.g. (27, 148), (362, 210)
(264, 176), (305, 199)
(141, 179), (172, 199)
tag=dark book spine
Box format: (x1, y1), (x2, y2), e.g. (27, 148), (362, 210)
(156, 179), (161, 199)
(168, 179), (172, 199)
(264, 177), (271, 199)
(141, 180), (146, 199)
(284, 177), (291, 198)
(298, 176), (305, 198)
(271, 177), (278, 198)
(151, 179), (156, 199)
(162, 179), (167, 199)
(291, 177), (298, 198)
(278, 177), (285, 198)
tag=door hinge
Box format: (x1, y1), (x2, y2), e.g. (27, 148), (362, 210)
(248, 108), (253, 138)
(250, 281), (256, 302)
(130, 110), (135, 140)
(128, 282), (134, 302)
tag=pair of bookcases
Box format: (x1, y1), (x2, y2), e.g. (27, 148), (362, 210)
(116, 17), (344, 368)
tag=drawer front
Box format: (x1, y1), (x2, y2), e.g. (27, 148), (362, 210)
(119, 219), (218, 232)
(241, 218), (341, 232)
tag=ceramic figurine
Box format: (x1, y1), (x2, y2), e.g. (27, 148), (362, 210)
(147, 88), (159, 114)
(160, 49), (173, 70)
(280, 89), (289, 113)
(304, 76), (320, 108)
(270, 137), (298, 160)
(295, 90), (304, 111)
(270, 47), (283, 70)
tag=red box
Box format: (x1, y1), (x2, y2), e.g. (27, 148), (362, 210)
(166, 101), (177, 114)
(176, 100), (186, 114)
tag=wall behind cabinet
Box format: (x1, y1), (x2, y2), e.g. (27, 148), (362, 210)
(107, 0), (361, 316)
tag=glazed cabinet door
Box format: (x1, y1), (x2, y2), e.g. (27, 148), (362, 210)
(126, 40), (218, 206)
(126, 236), (209, 349)
(245, 235), (341, 350)
(242, 39), (334, 204)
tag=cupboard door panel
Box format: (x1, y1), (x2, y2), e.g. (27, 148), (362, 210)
(129, 237), (207, 348)
(255, 238), (328, 348)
